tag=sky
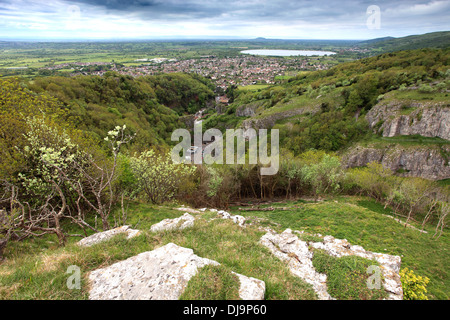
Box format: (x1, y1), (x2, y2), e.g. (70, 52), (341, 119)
(0, 0), (449, 40)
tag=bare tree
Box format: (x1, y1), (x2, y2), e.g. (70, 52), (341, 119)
(434, 201), (449, 239)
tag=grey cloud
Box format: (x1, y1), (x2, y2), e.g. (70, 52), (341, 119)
(66, 0), (450, 24)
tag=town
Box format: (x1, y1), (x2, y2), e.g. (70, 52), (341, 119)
(40, 54), (335, 90)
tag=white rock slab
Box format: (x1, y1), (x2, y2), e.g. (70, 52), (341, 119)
(260, 229), (332, 300)
(88, 243), (265, 300)
(77, 225), (141, 247)
(309, 234), (403, 300)
(261, 229), (403, 300)
(150, 213), (195, 232)
(217, 210), (246, 227)
(176, 207), (201, 214)
(232, 272), (266, 300)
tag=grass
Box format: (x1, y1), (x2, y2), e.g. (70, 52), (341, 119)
(311, 249), (388, 300)
(238, 84), (271, 91)
(1, 196), (448, 300)
(356, 133), (450, 149)
(229, 196), (450, 300)
(179, 264), (241, 300)
(384, 88), (450, 103)
(253, 87), (343, 120)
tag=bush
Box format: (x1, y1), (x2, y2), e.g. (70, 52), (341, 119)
(400, 268), (430, 300)
(346, 162), (395, 201)
(129, 149), (196, 204)
(418, 84), (435, 93)
(300, 153), (344, 199)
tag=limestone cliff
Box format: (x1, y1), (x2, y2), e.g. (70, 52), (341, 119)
(366, 100), (450, 140)
(342, 144), (450, 181)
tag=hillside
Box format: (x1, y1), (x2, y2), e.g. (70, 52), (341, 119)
(21, 72), (215, 148)
(0, 42), (449, 302)
(203, 48), (450, 180)
(356, 31), (450, 52)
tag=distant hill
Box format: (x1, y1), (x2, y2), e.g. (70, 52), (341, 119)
(357, 31), (450, 51)
(356, 36), (395, 45)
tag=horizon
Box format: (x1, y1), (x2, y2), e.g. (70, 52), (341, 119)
(0, 31), (447, 43)
(0, 1), (449, 41)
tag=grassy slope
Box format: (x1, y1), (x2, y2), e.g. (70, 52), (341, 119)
(359, 31), (450, 52)
(1, 196), (448, 300)
(229, 196), (449, 300)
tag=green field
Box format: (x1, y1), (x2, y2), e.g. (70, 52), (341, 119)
(238, 84), (271, 91)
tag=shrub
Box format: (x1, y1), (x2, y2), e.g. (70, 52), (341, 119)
(400, 268), (430, 300)
(346, 162), (394, 201)
(206, 166), (223, 198)
(129, 149), (196, 204)
(300, 153), (344, 199)
(418, 84), (435, 93)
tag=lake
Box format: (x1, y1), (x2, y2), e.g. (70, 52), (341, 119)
(240, 49), (336, 56)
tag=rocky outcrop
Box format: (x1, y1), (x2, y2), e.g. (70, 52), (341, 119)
(342, 144), (450, 180)
(241, 105), (320, 130)
(366, 100), (450, 140)
(236, 101), (267, 117)
(260, 229), (403, 300)
(88, 243), (265, 300)
(150, 213), (195, 233)
(217, 210), (246, 227)
(179, 114), (195, 130)
(260, 229), (332, 300)
(310, 234), (403, 300)
(77, 225), (141, 247)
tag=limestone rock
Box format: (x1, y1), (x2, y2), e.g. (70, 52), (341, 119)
(88, 243), (219, 300)
(176, 207), (201, 214)
(260, 229), (403, 300)
(366, 100), (450, 140)
(309, 234), (403, 300)
(260, 229), (332, 300)
(77, 225), (141, 247)
(382, 214), (427, 233)
(88, 243), (265, 300)
(342, 144), (450, 181)
(150, 213), (195, 232)
(217, 210), (246, 226)
(232, 272), (266, 300)
(236, 102), (263, 117)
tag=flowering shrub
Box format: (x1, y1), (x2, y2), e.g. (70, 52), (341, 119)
(18, 116), (84, 196)
(400, 267), (430, 300)
(129, 150), (196, 204)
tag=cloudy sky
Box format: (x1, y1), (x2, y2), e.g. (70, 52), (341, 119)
(0, 0), (449, 40)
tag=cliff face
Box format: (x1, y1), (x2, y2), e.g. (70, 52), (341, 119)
(343, 99), (450, 180)
(235, 100), (268, 117)
(241, 104), (320, 130)
(366, 100), (450, 140)
(342, 144), (450, 181)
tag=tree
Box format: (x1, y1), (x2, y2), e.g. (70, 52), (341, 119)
(300, 153), (344, 200)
